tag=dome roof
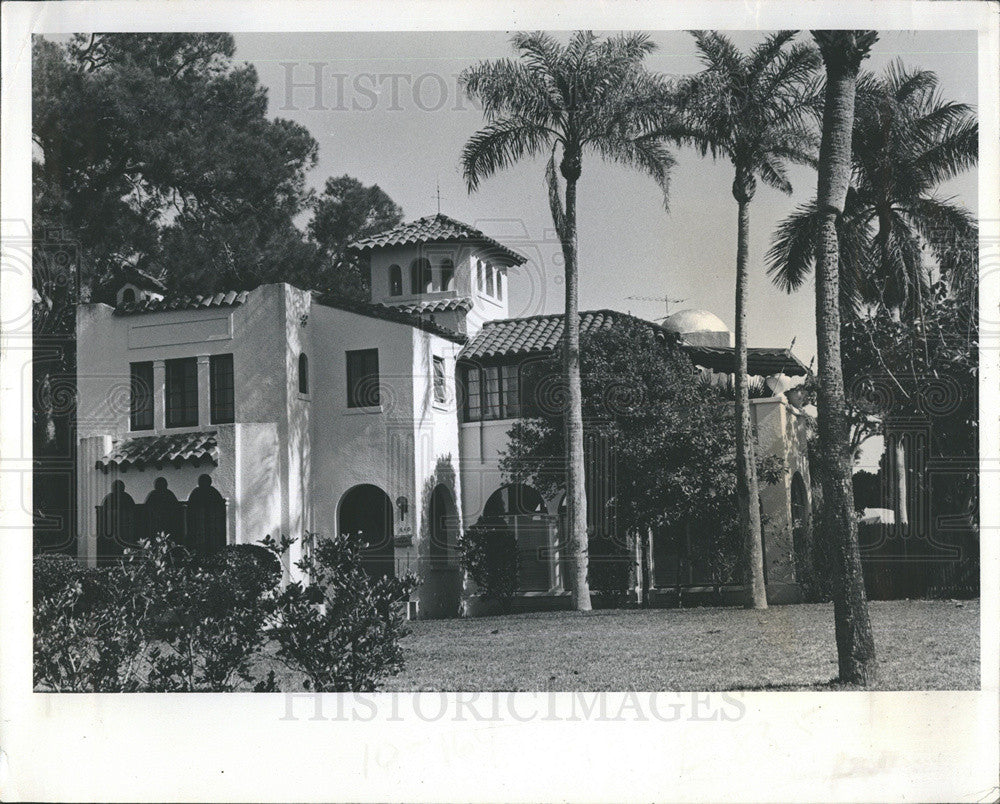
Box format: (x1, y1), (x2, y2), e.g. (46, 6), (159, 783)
(661, 308), (730, 335)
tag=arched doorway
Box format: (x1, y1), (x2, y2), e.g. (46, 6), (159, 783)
(339, 485), (395, 580)
(790, 472), (811, 585)
(484, 484), (553, 592)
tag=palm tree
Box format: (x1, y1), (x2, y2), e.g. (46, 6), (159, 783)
(767, 60), (978, 559)
(666, 31), (820, 608)
(767, 61), (978, 315)
(811, 29), (880, 685)
(460, 31), (675, 611)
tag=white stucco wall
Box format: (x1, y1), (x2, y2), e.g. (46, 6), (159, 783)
(75, 285), (294, 568)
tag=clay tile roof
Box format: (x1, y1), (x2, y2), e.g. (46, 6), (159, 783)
(459, 310), (662, 360)
(313, 293), (468, 343)
(115, 290), (250, 315)
(97, 431), (219, 472)
(348, 213), (527, 265)
(460, 310), (810, 377)
(680, 345), (810, 377)
(380, 297), (474, 315)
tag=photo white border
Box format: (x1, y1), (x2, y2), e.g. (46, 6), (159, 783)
(2, 2), (997, 801)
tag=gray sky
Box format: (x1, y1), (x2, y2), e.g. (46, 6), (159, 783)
(233, 29), (978, 367)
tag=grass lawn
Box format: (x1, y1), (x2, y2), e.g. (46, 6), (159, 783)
(378, 599), (979, 691)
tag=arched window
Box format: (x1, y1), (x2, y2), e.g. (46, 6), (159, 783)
(388, 264), (403, 296)
(121, 287), (136, 304)
(477, 260), (485, 292)
(485, 263), (495, 296)
(495, 268), (504, 301)
(410, 258), (432, 294)
(439, 258), (455, 292)
(298, 352), (309, 394)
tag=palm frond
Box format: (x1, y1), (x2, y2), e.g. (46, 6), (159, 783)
(461, 118), (555, 192)
(689, 30), (744, 81)
(911, 117), (978, 186)
(767, 199), (822, 292)
(591, 133), (674, 210)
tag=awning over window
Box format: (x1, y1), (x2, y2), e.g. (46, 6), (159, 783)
(96, 431), (219, 472)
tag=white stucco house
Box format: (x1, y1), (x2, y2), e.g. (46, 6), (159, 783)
(76, 213), (812, 617)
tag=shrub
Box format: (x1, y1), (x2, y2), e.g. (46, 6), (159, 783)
(262, 532), (418, 692)
(34, 533), (278, 692)
(458, 517), (519, 612)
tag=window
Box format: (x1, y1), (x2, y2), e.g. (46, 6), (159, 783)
(496, 269), (504, 301)
(298, 352), (309, 395)
(477, 260), (485, 293)
(433, 356), (446, 404)
(460, 362), (532, 422)
(440, 258), (455, 292)
(209, 354), (234, 424)
(462, 364), (481, 421)
(485, 263), (495, 297)
(165, 357), (198, 427)
(410, 258), (432, 294)
(346, 349), (380, 408)
(388, 264), (403, 296)
(130, 361), (154, 431)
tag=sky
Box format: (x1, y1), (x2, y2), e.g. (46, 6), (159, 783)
(231, 29), (979, 369)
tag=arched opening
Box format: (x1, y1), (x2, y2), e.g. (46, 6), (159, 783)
(439, 258), (455, 292)
(483, 484), (552, 592)
(298, 352), (309, 394)
(145, 477), (185, 546)
(495, 268), (503, 301)
(96, 480), (136, 564)
(428, 484), (457, 567)
(410, 258), (432, 294)
(485, 263), (495, 297)
(339, 484), (395, 580)
(790, 472), (811, 584)
(388, 264), (403, 296)
(121, 287), (136, 304)
(186, 474), (227, 555)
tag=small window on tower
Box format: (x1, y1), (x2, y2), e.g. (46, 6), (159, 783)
(440, 258), (455, 292)
(477, 260), (485, 293)
(389, 264), (403, 296)
(496, 269), (504, 301)
(485, 263), (495, 297)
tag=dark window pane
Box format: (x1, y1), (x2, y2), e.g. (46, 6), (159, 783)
(483, 365), (501, 420)
(433, 356), (446, 403)
(389, 264), (402, 296)
(298, 352), (309, 395)
(130, 362), (154, 430)
(210, 354), (234, 424)
(501, 363), (519, 418)
(165, 357), (198, 427)
(461, 365), (481, 422)
(347, 349), (380, 408)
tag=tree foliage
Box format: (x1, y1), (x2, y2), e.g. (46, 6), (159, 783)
(767, 61), (978, 314)
(499, 318), (784, 561)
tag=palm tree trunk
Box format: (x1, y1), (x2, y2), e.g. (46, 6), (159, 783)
(734, 197), (768, 609)
(814, 38), (878, 685)
(562, 174), (592, 612)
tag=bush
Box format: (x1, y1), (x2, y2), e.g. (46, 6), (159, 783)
(34, 531), (418, 692)
(459, 517), (519, 612)
(262, 531), (418, 692)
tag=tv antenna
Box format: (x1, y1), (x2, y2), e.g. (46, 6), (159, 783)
(626, 294), (687, 321)
(435, 180), (441, 215)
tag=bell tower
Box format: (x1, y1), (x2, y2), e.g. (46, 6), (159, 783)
(347, 213), (526, 336)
